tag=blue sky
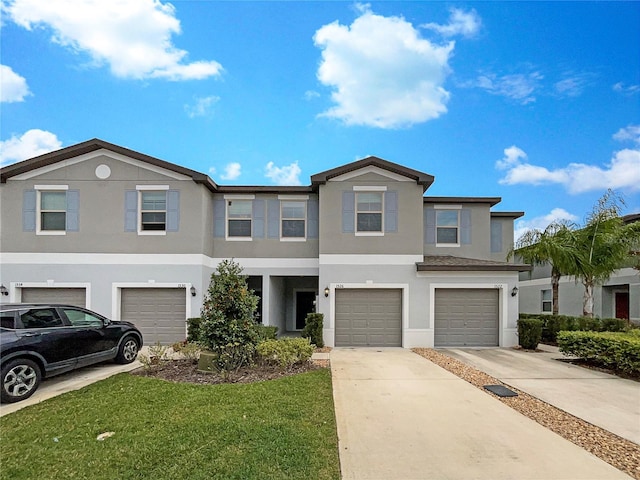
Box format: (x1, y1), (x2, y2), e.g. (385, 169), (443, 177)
(1, 0), (639, 239)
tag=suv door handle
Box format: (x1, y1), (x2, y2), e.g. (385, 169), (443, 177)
(22, 332), (42, 337)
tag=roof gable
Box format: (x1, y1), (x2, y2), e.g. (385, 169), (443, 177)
(311, 156), (434, 192)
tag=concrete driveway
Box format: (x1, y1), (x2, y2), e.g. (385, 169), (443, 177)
(441, 345), (640, 445)
(331, 348), (631, 480)
(0, 360), (141, 417)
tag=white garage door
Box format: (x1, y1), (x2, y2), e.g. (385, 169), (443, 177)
(434, 288), (499, 347)
(21, 288), (86, 307)
(335, 289), (402, 347)
(121, 288), (186, 345)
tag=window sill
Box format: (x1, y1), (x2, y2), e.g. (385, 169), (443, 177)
(226, 237), (253, 242)
(280, 237), (306, 242)
(436, 243), (460, 247)
(36, 231), (66, 236)
(355, 232), (384, 237)
(138, 231), (167, 236)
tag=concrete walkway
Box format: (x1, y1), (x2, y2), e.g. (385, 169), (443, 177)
(441, 345), (640, 445)
(330, 348), (631, 480)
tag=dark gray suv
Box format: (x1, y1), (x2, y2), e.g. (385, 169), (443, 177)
(0, 304), (143, 403)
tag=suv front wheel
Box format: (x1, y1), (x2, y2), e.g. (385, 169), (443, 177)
(115, 335), (139, 364)
(1, 358), (42, 404)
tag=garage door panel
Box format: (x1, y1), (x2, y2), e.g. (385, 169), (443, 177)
(435, 289), (498, 347)
(121, 288), (186, 345)
(335, 289), (402, 347)
(22, 288), (86, 307)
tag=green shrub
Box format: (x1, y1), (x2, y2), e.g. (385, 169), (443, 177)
(558, 331), (640, 375)
(255, 324), (279, 342)
(530, 314), (631, 343)
(198, 260), (261, 371)
(517, 318), (543, 349)
(600, 318), (629, 332)
(256, 338), (314, 368)
(186, 317), (202, 343)
(302, 313), (324, 348)
(171, 340), (201, 361)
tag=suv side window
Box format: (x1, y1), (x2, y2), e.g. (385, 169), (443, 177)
(62, 308), (104, 327)
(0, 311), (16, 329)
(19, 308), (64, 329)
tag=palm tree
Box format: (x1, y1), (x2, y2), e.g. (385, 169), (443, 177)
(510, 221), (577, 315)
(567, 191), (640, 317)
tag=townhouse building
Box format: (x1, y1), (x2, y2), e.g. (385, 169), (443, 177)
(0, 139), (531, 347)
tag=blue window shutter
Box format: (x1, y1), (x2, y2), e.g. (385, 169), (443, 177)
(253, 199), (265, 238)
(342, 191), (355, 233)
(424, 208), (435, 244)
(308, 197), (319, 238)
(66, 190), (80, 232)
(267, 199), (280, 239)
(124, 190), (138, 232)
(384, 191), (398, 233)
(491, 220), (503, 253)
(166, 190), (180, 232)
(23, 189), (36, 232)
(213, 198), (225, 237)
(460, 209), (472, 244)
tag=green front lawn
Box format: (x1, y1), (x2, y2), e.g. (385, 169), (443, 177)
(0, 369), (340, 480)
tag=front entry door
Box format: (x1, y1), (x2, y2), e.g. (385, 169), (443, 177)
(295, 291), (316, 330)
(615, 292), (629, 320)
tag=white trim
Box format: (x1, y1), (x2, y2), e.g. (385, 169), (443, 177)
(330, 165), (413, 182)
(136, 185), (170, 191)
(277, 195), (309, 200)
(34, 185), (68, 191)
(353, 185), (387, 191)
(223, 194), (255, 200)
(11, 149), (192, 181)
(112, 282), (192, 322)
(11, 282), (92, 308)
(319, 254), (423, 265)
(328, 282), (409, 347)
(0, 252), (321, 270)
(433, 204), (462, 210)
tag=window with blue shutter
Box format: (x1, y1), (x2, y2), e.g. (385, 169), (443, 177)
(384, 191), (398, 233)
(460, 209), (472, 245)
(66, 190), (80, 232)
(124, 190), (138, 232)
(308, 197), (319, 239)
(267, 199), (280, 239)
(424, 208), (436, 244)
(342, 191), (355, 233)
(491, 219), (503, 253)
(23, 190), (36, 232)
(213, 198), (225, 237)
(253, 199), (265, 238)
(166, 190), (180, 232)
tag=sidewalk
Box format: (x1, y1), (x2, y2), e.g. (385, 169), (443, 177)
(330, 348), (631, 480)
(441, 345), (640, 445)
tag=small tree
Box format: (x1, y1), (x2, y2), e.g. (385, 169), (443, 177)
(199, 259), (260, 371)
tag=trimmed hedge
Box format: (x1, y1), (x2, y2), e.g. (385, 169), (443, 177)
(519, 314), (631, 343)
(302, 313), (324, 348)
(256, 338), (314, 368)
(557, 330), (640, 375)
(517, 318), (543, 349)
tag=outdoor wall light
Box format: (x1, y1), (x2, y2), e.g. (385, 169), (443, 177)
(324, 287), (330, 298)
(0, 285), (7, 296)
(511, 286), (519, 297)
(190, 286), (196, 297)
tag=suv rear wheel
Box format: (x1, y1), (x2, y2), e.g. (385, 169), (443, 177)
(1, 359), (41, 404)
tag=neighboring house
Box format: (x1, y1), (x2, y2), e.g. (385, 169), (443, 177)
(518, 214), (640, 323)
(0, 139), (531, 347)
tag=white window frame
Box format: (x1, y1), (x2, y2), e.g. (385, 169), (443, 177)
(225, 195), (254, 241)
(354, 186), (385, 237)
(35, 185), (68, 236)
(279, 195), (308, 242)
(136, 185), (169, 236)
(434, 205), (461, 247)
(541, 289), (552, 313)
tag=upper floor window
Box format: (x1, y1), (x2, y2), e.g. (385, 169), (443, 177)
(281, 201), (306, 239)
(436, 209), (459, 244)
(541, 289), (552, 313)
(40, 191), (67, 232)
(140, 191), (166, 231)
(356, 192), (383, 233)
(228, 200), (252, 238)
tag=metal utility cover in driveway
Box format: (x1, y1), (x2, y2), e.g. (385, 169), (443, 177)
(335, 289), (402, 347)
(484, 384), (518, 397)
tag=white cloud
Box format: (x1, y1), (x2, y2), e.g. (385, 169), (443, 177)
(496, 145), (640, 194)
(0, 64), (31, 102)
(554, 73), (592, 98)
(0, 129), (62, 165)
(265, 161), (302, 186)
(613, 82), (640, 95)
(3, 0), (223, 81)
(220, 162), (241, 181)
(184, 95), (219, 118)
(495, 145), (527, 170)
(304, 90), (320, 101)
(514, 208), (579, 242)
(421, 8), (481, 38)
(313, 5), (454, 128)
(613, 124), (640, 144)
(465, 71), (543, 105)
